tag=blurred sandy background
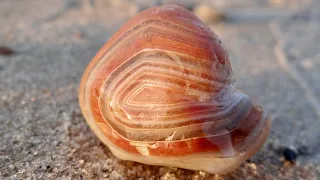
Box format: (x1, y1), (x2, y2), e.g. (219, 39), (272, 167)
(1, 0), (320, 179)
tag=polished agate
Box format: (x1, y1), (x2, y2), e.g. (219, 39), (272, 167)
(79, 5), (270, 174)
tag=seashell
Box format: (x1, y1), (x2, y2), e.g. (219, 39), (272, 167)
(78, 5), (270, 174)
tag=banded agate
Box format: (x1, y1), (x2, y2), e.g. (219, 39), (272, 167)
(78, 5), (270, 174)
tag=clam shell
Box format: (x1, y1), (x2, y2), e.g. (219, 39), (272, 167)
(79, 5), (270, 174)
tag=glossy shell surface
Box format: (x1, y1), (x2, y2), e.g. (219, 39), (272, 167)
(79, 5), (270, 174)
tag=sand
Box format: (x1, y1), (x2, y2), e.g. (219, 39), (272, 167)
(1, 0), (320, 179)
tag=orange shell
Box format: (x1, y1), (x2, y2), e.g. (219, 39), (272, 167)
(79, 5), (270, 174)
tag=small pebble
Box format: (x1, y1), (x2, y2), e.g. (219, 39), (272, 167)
(247, 163), (258, 175)
(0, 46), (15, 55)
(283, 148), (297, 162)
